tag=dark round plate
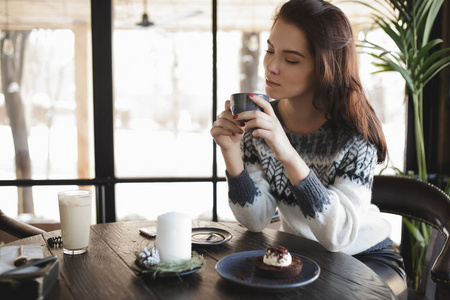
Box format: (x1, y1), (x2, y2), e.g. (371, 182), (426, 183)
(191, 227), (232, 246)
(215, 250), (320, 290)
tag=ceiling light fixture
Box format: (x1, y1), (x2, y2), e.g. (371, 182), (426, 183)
(136, 0), (155, 27)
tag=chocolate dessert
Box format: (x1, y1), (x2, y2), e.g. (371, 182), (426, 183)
(253, 246), (303, 279)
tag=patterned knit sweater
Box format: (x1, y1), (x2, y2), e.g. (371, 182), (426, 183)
(227, 100), (391, 255)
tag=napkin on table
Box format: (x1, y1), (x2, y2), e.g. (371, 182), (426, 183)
(0, 244), (44, 275)
(0, 244), (60, 299)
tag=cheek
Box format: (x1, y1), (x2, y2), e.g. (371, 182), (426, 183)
(292, 66), (315, 86)
(287, 69), (316, 95)
(263, 55), (270, 71)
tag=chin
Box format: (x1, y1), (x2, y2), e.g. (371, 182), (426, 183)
(265, 88), (278, 100)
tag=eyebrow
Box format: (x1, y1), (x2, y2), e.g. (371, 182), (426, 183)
(267, 40), (305, 58)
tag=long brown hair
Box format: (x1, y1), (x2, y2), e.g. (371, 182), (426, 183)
(274, 0), (387, 163)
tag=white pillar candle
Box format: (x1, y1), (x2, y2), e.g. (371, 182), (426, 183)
(156, 211), (192, 263)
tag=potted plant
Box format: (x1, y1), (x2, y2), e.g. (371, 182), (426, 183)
(350, 0), (450, 291)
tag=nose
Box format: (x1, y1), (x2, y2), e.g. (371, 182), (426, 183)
(264, 54), (280, 75)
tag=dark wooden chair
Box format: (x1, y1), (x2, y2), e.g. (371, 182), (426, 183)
(0, 209), (45, 240)
(372, 175), (450, 300)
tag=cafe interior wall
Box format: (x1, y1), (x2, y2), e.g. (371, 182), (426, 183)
(436, 0), (450, 185)
(0, 0), (411, 245)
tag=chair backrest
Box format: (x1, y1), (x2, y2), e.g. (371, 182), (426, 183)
(0, 209), (45, 239)
(371, 175), (450, 297)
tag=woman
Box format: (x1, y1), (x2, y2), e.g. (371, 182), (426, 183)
(210, 0), (407, 297)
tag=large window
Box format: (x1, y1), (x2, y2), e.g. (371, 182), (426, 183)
(112, 0), (215, 221)
(0, 0), (405, 228)
(0, 0), (94, 224)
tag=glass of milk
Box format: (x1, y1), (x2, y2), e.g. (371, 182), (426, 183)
(58, 190), (92, 255)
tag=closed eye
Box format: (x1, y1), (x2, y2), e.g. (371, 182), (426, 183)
(267, 40), (302, 64)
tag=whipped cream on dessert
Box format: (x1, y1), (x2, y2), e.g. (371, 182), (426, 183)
(263, 246), (292, 267)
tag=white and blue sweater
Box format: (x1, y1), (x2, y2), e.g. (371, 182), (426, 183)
(227, 100), (391, 255)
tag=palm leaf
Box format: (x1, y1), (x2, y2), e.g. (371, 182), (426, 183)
(372, 66), (394, 73)
(421, 222), (431, 243)
(445, 178), (450, 196)
(361, 39), (404, 64)
(423, 0), (444, 45)
(343, 0), (396, 20)
(410, 39), (443, 71)
(375, 19), (405, 53)
(392, 166), (404, 175)
(422, 58), (450, 87)
(370, 51), (404, 69)
(393, 1), (410, 23)
(413, 39), (443, 65)
(420, 46), (450, 73)
(381, 59), (414, 91)
(416, 0), (433, 32)
(403, 218), (425, 244)
(360, 39), (390, 52)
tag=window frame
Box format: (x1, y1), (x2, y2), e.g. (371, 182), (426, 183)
(0, 0), (225, 223)
(2, 0), (442, 222)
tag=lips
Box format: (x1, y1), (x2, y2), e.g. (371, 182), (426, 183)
(265, 78), (280, 88)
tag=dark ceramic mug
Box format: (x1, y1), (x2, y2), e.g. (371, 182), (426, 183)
(230, 93), (270, 117)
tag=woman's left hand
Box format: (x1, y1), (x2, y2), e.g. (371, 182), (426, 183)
(237, 94), (295, 163)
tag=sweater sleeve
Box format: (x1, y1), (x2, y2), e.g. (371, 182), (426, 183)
(227, 163), (278, 232)
(288, 137), (378, 252)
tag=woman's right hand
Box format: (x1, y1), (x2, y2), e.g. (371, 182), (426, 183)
(210, 100), (244, 151)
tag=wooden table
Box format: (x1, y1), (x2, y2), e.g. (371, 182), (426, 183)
(4, 220), (394, 299)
